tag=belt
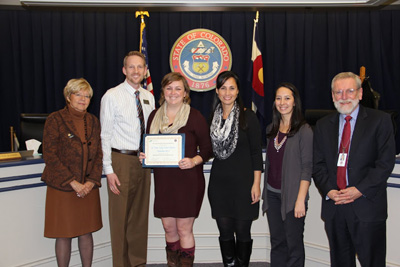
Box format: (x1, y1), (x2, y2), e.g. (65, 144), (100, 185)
(111, 148), (139, 156)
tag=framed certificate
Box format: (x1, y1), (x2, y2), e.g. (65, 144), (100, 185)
(142, 133), (185, 167)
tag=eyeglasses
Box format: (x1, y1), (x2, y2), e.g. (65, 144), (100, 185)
(72, 93), (91, 99)
(332, 88), (359, 97)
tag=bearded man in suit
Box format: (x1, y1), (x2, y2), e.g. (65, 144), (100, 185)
(313, 72), (396, 267)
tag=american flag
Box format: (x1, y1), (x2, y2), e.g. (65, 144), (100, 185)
(139, 17), (153, 94)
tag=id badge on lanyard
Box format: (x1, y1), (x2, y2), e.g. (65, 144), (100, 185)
(337, 153), (347, 167)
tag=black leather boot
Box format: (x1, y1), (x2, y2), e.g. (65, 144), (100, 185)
(236, 239), (253, 267)
(219, 238), (236, 266)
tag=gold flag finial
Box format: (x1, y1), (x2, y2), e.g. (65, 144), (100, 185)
(254, 11), (259, 23)
(135, 11), (149, 23)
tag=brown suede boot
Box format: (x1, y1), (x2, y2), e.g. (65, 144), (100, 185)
(179, 247), (195, 267)
(179, 254), (194, 267)
(166, 247), (180, 267)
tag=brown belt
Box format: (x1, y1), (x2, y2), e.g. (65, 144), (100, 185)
(111, 148), (139, 156)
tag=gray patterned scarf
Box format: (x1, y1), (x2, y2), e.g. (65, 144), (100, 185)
(210, 102), (239, 160)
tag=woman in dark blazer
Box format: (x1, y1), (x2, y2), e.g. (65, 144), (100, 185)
(262, 82), (313, 267)
(42, 78), (103, 267)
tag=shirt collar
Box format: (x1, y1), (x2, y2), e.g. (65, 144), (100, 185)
(123, 79), (143, 96)
(339, 104), (360, 122)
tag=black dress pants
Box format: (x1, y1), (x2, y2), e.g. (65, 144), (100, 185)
(266, 190), (306, 267)
(324, 203), (386, 267)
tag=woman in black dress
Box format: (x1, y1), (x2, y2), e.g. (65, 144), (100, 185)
(208, 71), (263, 267)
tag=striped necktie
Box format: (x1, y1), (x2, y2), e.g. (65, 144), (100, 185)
(135, 90), (145, 151)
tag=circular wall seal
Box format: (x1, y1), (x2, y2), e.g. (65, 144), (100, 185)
(170, 29), (233, 92)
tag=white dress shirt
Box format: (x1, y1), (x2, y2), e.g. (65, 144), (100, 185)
(100, 80), (155, 175)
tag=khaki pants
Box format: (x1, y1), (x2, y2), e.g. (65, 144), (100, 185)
(108, 151), (151, 267)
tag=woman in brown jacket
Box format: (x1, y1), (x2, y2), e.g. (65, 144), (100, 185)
(42, 78), (103, 267)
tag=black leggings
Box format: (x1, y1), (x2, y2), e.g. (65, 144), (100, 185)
(216, 217), (253, 242)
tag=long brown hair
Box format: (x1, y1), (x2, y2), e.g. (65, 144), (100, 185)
(267, 82), (305, 138)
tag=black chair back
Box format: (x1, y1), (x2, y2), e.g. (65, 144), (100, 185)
(20, 113), (49, 151)
(304, 109), (336, 127)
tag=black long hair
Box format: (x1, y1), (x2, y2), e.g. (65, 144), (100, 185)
(267, 82), (306, 138)
(210, 71), (247, 130)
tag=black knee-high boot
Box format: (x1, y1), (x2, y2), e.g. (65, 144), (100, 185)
(219, 238), (236, 266)
(236, 239), (253, 267)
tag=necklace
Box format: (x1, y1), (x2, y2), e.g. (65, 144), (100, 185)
(274, 131), (287, 152)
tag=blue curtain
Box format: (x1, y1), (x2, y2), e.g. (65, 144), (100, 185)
(0, 8), (399, 152)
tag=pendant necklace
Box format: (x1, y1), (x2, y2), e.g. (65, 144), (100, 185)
(274, 127), (289, 152)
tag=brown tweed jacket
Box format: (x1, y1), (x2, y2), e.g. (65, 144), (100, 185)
(41, 107), (103, 191)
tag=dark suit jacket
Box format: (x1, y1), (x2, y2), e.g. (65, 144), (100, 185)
(313, 105), (395, 222)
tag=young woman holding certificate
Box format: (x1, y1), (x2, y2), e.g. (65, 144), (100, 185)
(140, 72), (212, 266)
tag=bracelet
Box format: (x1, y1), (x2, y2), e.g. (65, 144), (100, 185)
(193, 158), (197, 166)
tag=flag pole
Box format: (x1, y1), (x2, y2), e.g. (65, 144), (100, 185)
(135, 11), (149, 53)
(135, 11), (153, 94)
(252, 11), (259, 113)
(250, 10), (265, 117)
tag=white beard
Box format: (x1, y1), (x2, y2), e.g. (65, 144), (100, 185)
(334, 99), (359, 115)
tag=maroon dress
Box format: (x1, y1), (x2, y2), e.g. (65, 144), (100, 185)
(147, 107), (212, 218)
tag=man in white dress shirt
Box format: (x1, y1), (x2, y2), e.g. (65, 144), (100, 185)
(100, 51), (155, 266)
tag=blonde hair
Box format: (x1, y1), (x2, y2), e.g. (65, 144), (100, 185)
(63, 78), (93, 103)
(123, 51), (146, 67)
